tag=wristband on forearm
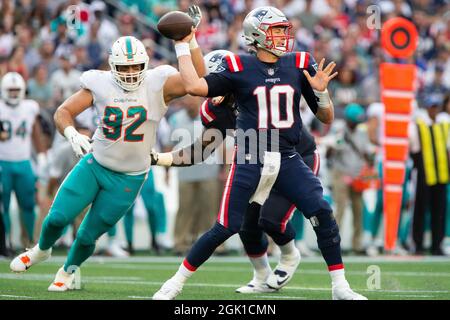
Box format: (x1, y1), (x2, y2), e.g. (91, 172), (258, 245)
(175, 42), (191, 58)
(156, 152), (173, 166)
(189, 34), (199, 50)
(313, 89), (333, 109)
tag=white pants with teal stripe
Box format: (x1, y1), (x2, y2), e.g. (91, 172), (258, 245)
(39, 153), (147, 266)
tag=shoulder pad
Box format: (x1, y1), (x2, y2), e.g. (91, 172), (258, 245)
(200, 99), (217, 125)
(224, 54), (244, 73)
(295, 52), (310, 69)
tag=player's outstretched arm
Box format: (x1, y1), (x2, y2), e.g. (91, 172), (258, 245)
(151, 128), (222, 167)
(174, 28), (209, 97)
(303, 58), (337, 124)
(54, 89), (94, 158)
(163, 6), (207, 103)
(163, 37), (208, 103)
(187, 5), (206, 79)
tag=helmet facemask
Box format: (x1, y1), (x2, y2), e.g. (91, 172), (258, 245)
(243, 6), (295, 57)
(111, 63), (146, 92)
(258, 22), (295, 57)
(1, 72), (26, 106)
(5, 88), (23, 106)
(108, 36), (149, 92)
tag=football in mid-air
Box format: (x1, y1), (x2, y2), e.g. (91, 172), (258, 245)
(157, 11), (194, 41)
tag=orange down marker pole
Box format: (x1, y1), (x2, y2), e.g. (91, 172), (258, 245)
(380, 17), (418, 251)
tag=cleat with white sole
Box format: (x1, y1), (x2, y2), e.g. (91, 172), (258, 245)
(236, 279), (278, 293)
(48, 267), (77, 292)
(266, 248), (301, 290)
(10, 245), (52, 273)
(332, 283), (368, 300)
(152, 278), (183, 300)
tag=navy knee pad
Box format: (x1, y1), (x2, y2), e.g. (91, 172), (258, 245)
(239, 229), (268, 256)
(310, 211), (341, 249)
(259, 218), (295, 246)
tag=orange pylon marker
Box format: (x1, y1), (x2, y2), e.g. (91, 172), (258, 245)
(380, 17), (418, 251)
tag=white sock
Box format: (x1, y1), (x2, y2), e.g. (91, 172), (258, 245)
(279, 240), (298, 257)
(248, 254), (271, 282)
(330, 268), (347, 286)
(172, 262), (194, 285)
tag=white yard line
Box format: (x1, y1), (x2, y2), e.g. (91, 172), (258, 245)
(2, 255), (448, 264)
(258, 295), (307, 299)
(389, 294), (435, 298)
(0, 294), (34, 299)
(98, 263), (450, 278)
(0, 273), (448, 295)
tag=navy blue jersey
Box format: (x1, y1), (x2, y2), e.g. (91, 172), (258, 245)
(204, 51), (319, 155)
(200, 94), (316, 157)
(200, 95), (237, 137)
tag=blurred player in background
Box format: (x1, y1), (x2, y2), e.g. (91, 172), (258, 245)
(0, 72), (47, 250)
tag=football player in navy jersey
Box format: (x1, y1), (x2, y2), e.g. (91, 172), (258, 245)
(153, 7), (367, 300)
(152, 50), (321, 294)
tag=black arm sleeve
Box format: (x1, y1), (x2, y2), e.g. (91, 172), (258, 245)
(301, 81), (319, 115)
(170, 137), (206, 167)
(301, 54), (320, 115)
(170, 126), (224, 166)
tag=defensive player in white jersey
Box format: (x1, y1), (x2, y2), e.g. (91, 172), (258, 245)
(10, 28), (206, 291)
(0, 72), (47, 249)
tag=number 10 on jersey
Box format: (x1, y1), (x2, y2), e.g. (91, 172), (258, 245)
(254, 85), (295, 129)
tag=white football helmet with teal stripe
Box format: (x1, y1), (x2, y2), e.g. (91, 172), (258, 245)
(1, 72), (26, 105)
(108, 36), (149, 92)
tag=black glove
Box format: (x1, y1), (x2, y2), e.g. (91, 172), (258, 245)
(150, 150), (159, 165)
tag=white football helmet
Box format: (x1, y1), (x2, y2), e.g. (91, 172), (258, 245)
(1, 72), (26, 106)
(108, 36), (149, 92)
(204, 50), (233, 74)
(243, 6), (294, 57)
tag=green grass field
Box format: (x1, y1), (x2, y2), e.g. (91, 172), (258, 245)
(0, 255), (449, 300)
